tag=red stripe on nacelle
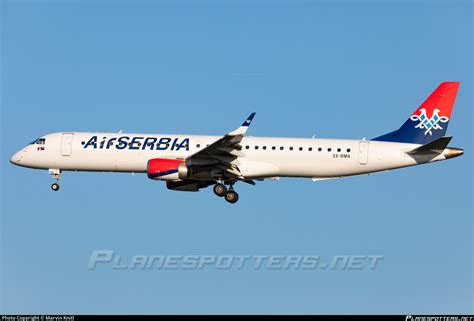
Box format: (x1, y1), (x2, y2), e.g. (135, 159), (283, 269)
(147, 158), (184, 178)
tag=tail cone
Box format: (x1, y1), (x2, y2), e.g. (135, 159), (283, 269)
(444, 147), (464, 159)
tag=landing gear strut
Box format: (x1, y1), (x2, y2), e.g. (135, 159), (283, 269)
(49, 169), (61, 192)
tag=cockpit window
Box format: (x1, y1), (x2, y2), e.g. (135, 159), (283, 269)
(30, 138), (46, 145)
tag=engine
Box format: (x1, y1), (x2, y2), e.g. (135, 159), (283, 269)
(147, 158), (188, 180)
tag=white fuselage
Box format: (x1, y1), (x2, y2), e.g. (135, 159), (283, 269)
(10, 132), (451, 180)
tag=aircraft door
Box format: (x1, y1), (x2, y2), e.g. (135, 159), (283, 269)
(61, 133), (74, 156)
(358, 141), (369, 165)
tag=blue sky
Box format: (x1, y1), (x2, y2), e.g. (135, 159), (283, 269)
(1, 0), (472, 314)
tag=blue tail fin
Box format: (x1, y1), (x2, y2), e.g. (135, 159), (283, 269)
(372, 82), (460, 144)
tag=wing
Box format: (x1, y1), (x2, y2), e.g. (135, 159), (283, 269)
(185, 113), (256, 180)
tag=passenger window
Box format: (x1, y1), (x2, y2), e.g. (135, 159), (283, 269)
(337, 148), (341, 152)
(263, 146), (267, 150)
(255, 146), (259, 150)
(246, 146), (249, 149)
(280, 146), (284, 150)
(289, 147), (294, 151)
(197, 144), (200, 148)
(272, 146), (276, 150)
(299, 147), (303, 151)
(328, 148), (332, 152)
(309, 147), (312, 151)
(347, 148), (351, 152)
(318, 147), (322, 152)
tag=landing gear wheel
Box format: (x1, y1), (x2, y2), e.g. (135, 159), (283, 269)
(213, 183), (227, 197)
(224, 191), (239, 204)
(49, 169), (62, 192)
(51, 183), (60, 191)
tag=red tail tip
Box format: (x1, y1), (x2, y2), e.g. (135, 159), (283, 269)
(413, 82), (460, 119)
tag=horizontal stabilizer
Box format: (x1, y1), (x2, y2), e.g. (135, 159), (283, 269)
(407, 136), (452, 155)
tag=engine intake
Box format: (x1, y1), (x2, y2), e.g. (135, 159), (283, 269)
(147, 158), (188, 180)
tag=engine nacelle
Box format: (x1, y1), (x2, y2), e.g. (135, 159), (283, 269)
(147, 158), (188, 180)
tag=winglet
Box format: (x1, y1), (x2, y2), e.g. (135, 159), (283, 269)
(241, 112), (256, 127)
(228, 113), (256, 136)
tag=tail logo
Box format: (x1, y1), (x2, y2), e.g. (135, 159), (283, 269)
(410, 108), (449, 136)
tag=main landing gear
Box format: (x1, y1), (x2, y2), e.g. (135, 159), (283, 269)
(213, 183), (227, 197)
(213, 182), (239, 204)
(49, 169), (61, 192)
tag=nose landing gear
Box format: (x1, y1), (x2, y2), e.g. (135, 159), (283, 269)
(49, 169), (61, 192)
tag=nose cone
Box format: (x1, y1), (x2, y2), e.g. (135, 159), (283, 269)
(10, 150), (23, 165)
(444, 147), (464, 159)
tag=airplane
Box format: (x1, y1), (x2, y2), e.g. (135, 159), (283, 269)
(10, 82), (464, 204)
